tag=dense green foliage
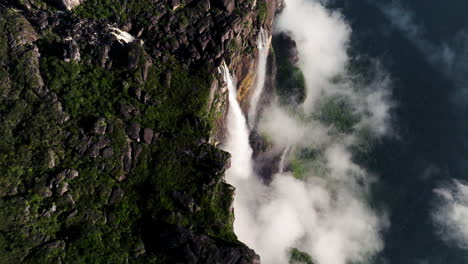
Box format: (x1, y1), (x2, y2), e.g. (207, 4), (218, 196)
(257, 0), (268, 23)
(272, 36), (306, 106)
(314, 95), (359, 134)
(0, 12), (238, 263)
(289, 248), (314, 264)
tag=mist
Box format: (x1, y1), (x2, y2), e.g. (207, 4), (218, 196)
(222, 0), (393, 264)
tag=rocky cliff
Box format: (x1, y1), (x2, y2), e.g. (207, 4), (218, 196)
(0, 0), (278, 262)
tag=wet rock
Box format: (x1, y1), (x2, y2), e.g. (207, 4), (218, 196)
(142, 128), (154, 144)
(126, 123), (141, 141)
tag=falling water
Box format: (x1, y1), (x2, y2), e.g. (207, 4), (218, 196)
(220, 63), (254, 179)
(278, 145), (290, 174)
(248, 28), (271, 128)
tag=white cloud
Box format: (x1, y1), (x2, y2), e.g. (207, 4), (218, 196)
(432, 180), (468, 249)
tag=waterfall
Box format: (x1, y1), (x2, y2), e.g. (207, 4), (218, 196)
(220, 63), (254, 179)
(278, 145), (290, 174)
(248, 28), (271, 128)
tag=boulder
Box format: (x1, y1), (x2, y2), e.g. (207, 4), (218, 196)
(88, 138), (111, 157)
(142, 128), (154, 144)
(107, 187), (124, 206)
(131, 142), (143, 166)
(212, 0), (235, 14)
(93, 117), (107, 136)
(102, 147), (114, 158)
(59, 0), (83, 10)
(127, 123), (141, 141)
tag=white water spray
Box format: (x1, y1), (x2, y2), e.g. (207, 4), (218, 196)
(248, 28), (271, 128)
(220, 63), (254, 179)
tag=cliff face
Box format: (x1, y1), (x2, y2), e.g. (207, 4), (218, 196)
(0, 0), (277, 263)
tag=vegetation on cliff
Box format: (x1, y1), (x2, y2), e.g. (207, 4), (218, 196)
(0, 0), (273, 262)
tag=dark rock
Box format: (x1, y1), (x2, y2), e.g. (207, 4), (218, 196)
(122, 140), (132, 173)
(171, 0), (181, 10)
(152, 132), (160, 144)
(102, 147), (114, 158)
(144, 224), (259, 264)
(177, 33), (188, 47)
(142, 128), (154, 144)
(171, 191), (196, 212)
(64, 39), (80, 62)
(126, 123), (141, 141)
(213, 0), (235, 14)
(44, 240), (65, 249)
(88, 138), (111, 157)
(141, 92), (150, 104)
(119, 103), (139, 119)
(274, 32), (299, 64)
(128, 43), (141, 70)
(93, 117), (107, 136)
(200, 0), (211, 12)
(131, 142), (143, 166)
(130, 87), (142, 100)
(107, 187), (124, 206)
(98, 45), (110, 67)
(106, 211), (116, 224)
(197, 16), (211, 34)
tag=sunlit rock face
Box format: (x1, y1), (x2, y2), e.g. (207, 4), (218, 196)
(61, 0), (84, 10)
